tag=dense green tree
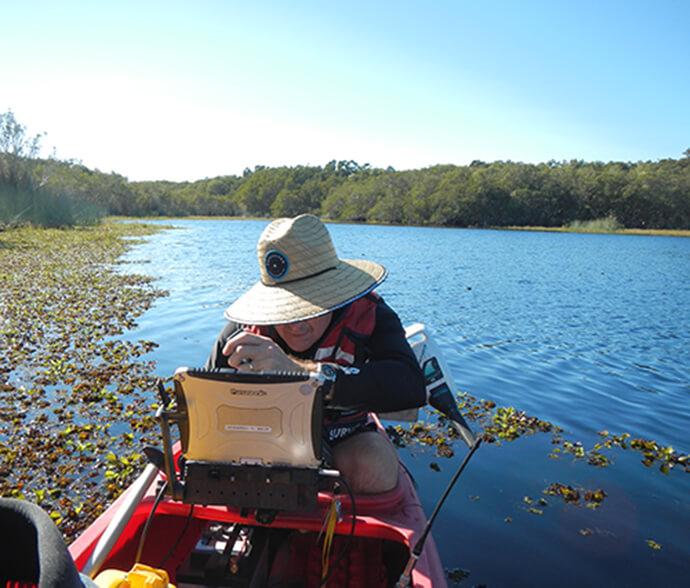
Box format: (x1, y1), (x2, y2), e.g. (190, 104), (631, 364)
(233, 167), (291, 216)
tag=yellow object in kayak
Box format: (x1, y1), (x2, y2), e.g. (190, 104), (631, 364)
(93, 563), (176, 588)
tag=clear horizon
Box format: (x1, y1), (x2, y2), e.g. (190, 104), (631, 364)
(3, 0), (688, 182)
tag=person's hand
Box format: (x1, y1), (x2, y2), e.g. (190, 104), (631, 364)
(222, 331), (311, 373)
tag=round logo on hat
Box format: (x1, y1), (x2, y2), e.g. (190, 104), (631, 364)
(264, 250), (289, 280)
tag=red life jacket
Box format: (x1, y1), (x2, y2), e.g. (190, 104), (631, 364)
(250, 293), (379, 443)
(313, 292), (379, 365)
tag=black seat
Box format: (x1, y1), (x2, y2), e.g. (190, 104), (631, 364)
(0, 498), (89, 588)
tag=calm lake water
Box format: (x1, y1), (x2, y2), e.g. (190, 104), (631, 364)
(119, 219), (689, 587)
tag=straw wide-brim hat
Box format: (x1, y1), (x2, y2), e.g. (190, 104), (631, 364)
(224, 214), (387, 325)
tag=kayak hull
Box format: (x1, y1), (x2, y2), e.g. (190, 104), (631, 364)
(70, 436), (447, 587)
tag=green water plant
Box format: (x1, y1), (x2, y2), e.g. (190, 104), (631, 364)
(390, 394), (689, 476)
(0, 222), (168, 541)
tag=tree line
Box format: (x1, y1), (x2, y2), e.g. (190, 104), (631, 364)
(2, 109), (689, 229)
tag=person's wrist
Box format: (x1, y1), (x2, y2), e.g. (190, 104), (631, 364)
(316, 362), (337, 402)
(287, 357), (318, 372)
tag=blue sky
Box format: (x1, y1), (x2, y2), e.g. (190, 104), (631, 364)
(3, 0), (688, 181)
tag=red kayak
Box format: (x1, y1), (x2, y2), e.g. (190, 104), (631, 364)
(68, 425), (447, 587)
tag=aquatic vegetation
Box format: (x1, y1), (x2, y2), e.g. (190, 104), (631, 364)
(0, 223), (168, 542)
(388, 395), (557, 451)
(484, 406), (560, 442)
(446, 566), (471, 584)
(542, 483), (607, 508)
(389, 392), (687, 532)
(390, 395), (689, 476)
(595, 431), (688, 474)
(390, 389), (689, 550)
(522, 495), (548, 515)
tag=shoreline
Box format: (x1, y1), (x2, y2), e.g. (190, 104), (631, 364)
(499, 225), (690, 237)
(107, 216), (690, 237)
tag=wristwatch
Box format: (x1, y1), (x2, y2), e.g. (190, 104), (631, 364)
(318, 363), (338, 401)
(319, 362), (337, 382)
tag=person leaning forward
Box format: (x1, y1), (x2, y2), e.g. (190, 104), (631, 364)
(206, 214), (425, 494)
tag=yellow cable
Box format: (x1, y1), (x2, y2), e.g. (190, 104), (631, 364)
(321, 498), (340, 582)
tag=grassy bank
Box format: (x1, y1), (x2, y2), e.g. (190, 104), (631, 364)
(107, 215), (690, 237)
(503, 225), (690, 237)
(0, 222), (168, 541)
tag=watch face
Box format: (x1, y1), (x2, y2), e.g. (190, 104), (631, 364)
(320, 364), (337, 380)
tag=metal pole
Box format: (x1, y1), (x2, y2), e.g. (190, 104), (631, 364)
(81, 463), (159, 578)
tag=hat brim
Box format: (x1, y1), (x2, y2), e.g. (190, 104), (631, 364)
(224, 259), (387, 325)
